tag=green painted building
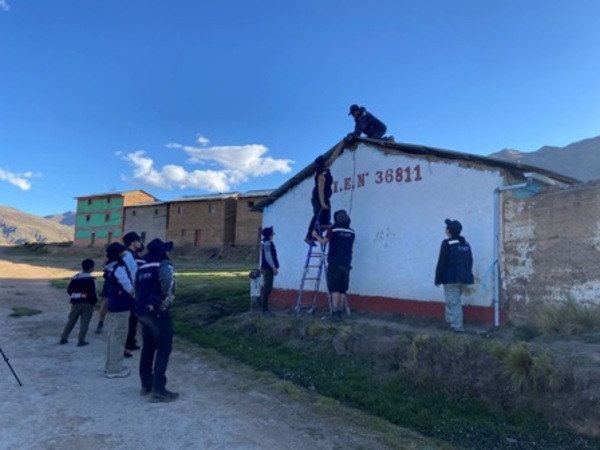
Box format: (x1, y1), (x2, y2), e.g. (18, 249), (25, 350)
(74, 190), (157, 246)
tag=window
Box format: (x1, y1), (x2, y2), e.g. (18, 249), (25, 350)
(247, 201), (254, 210)
(140, 231), (146, 243)
(85, 215), (91, 222)
(87, 199), (92, 205)
(105, 213), (110, 221)
(181, 229), (186, 237)
(209, 204), (217, 214)
(154, 209), (159, 215)
(107, 197), (111, 203)
(132, 210), (136, 217)
(177, 206), (184, 215)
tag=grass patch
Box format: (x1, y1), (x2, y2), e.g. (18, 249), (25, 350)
(9, 307), (42, 317)
(169, 268), (599, 450)
(535, 298), (600, 336)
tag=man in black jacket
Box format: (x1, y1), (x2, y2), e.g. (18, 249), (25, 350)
(435, 219), (474, 333)
(345, 104), (388, 142)
(313, 210), (355, 322)
(59, 258), (98, 346)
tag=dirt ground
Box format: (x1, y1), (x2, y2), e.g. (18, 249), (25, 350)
(0, 247), (451, 450)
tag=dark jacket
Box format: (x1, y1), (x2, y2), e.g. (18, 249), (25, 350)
(435, 236), (474, 285)
(351, 107), (387, 138)
(102, 261), (134, 312)
(311, 167), (333, 207)
(327, 226), (355, 267)
(67, 272), (98, 305)
(261, 240), (279, 271)
(135, 254), (175, 316)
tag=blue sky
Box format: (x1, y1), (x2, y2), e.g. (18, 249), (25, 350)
(1, 1), (599, 217)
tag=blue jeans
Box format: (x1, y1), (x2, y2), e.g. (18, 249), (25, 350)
(138, 311), (173, 393)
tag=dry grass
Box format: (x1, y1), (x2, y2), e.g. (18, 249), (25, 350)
(535, 298), (600, 336)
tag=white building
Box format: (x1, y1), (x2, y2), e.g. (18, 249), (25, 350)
(255, 138), (577, 325)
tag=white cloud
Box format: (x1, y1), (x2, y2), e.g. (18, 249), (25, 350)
(0, 168), (37, 190)
(197, 135), (210, 146)
(123, 138), (293, 192)
(0, 1), (10, 12)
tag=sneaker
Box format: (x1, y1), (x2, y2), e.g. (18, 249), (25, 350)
(140, 387), (152, 396)
(94, 322), (103, 334)
(127, 344), (141, 351)
(77, 341), (89, 347)
(105, 369), (130, 379)
(150, 390), (179, 403)
(124, 350), (133, 358)
(59, 339), (68, 345)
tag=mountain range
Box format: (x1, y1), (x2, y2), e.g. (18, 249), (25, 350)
(0, 206), (73, 244)
(488, 135), (600, 182)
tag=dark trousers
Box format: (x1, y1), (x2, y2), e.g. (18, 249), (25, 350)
(125, 310), (138, 349)
(306, 198), (331, 240)
(61, 303), (95, 343)
(260, 268), (274, 312)
(138, 311), (173, 393)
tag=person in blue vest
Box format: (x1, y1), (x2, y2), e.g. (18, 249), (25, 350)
(313, 210), (355, 322)
(135, 238), (178, 402)
(59, 258), (98, 346)
(102, 242), (134, 378)
(260, 227), (279, 314)
(435, 219), (475, 333)
(345, 104), (389, 143)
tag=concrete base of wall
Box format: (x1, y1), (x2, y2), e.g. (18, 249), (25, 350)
(271, 289), (504, 326)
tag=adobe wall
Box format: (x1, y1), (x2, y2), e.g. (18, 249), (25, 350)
(235, 196), (264, 246)
(167, 200), (229, 248)
(503, 180), (600, 323)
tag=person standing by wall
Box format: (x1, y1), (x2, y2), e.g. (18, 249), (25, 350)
(59, 258), (98, 346)
(135, 238), (178, 402)
(260, 227), (279, 314)
(434, 219), (475, 333)
(313, 210), (355, 322)
(102, 242), (134, 378)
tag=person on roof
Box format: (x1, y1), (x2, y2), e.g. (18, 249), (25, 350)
(345, 104), (389, 143)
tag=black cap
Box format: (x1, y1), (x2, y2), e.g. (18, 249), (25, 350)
(445, 219), (463, 237)
(106, 242), (126, 260)
(123, 231), (141, 246)
(146, 238), (174, 254)
(261, 226), (274, 240)
(348, 104), (360, 115)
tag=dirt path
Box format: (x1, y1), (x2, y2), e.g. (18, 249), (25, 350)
(0, 249), (450, 450)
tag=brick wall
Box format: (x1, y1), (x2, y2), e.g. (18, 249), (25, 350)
(503, 180), (600, 323)
(235, 196), (264, 246)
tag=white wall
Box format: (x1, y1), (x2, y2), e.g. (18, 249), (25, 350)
(263, 144), (505, 308)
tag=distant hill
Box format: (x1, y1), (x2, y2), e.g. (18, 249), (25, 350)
(0, 206), (73, 244)
(489, 135), (600, 182)
(44, 211), (76, 227)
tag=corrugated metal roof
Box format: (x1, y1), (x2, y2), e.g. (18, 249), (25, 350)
(74, 189), (158, 200)
(252, 137), (581, 212)
(239, 189), (274, 198)
(169, 192), (240, 203)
